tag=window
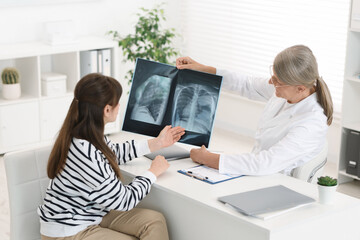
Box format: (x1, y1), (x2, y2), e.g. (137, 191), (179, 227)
(180, 0), (350, 113)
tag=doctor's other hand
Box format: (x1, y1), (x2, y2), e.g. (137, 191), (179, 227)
(176, 56), (216, 74)
(190, 145), (220, 169)
(149, 155), (170, 177)
(148, 125), (185, 152)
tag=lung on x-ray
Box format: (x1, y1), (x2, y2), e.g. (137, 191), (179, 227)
(131, 75), (172, 125)
(172, 83), (218, 134)
(122, 58), (222, 148)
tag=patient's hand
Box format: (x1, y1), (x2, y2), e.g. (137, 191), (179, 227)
(148, 125), (185, 152)
(149, 155), (170, 177)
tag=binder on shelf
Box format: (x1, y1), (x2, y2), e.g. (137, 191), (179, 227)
(98, 49), (111, 76)
(341, 128), (360, 176)
(218, 185), (315, 220)
(80, 50), (98, 78)
(80, 49), (112, 78)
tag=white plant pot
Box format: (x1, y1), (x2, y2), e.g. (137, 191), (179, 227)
(2, 83), (21, 100)
(318, 184), (337, 204)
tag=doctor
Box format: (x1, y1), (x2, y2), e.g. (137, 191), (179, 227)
(176, 45), (333, 176)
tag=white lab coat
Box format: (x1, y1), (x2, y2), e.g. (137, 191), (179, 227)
(216, 69), (328, 176)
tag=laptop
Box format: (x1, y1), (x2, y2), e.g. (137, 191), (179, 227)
(218, 185), (315, 216)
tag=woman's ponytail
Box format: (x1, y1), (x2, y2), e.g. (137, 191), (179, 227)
(47, 98), (79, 179)
(315, 77), (333, 126)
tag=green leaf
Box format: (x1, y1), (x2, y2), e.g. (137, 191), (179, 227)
(107, 2), (180, 86)
(317, 176), (338, 186)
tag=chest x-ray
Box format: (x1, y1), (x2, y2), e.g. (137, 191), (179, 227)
(131, 75), (172, 125)
(172, 83), (217, 135)
(122, 58), (222, 148)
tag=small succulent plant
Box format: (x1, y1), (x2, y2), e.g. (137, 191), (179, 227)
(1, 67), (20, 84)
(317, 176), (337, 186)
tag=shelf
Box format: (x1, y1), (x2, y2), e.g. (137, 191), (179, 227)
(0, 36), (120, 154)
(339, 170), (360, 180)
(342, 121), (360, 132)
(340, 0), (360, 191)
(40, 92), (74, 100)
(346, 76), (360, 83)
(0, 36), (117, 60)
(349, 28), (360, 32)
(337, 180), (360, 199)
(0, 94), (38, 106)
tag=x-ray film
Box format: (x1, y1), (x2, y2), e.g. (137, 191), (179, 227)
(130, 75), (172, 125)
(122, 58), (222, 148)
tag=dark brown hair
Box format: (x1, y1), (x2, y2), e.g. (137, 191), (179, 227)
(47, 73), (123, 179)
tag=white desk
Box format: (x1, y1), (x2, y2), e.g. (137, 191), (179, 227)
(109, 130), (360, 240)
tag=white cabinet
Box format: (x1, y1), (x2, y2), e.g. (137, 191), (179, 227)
(339, 0), (360, 183)
(0, 36), (120, 154)
(0, 101), (40, 151)
(40, 97), (73, 141)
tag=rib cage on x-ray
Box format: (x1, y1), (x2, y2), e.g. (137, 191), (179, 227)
(172, 83), (217, 134)
(131, 75), (172, 125)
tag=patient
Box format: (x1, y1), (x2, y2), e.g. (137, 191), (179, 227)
(37, 73), (185, 240)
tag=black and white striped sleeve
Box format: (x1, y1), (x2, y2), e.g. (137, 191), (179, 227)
(88, 164), (156, 211)
(104, 136), (151, 165)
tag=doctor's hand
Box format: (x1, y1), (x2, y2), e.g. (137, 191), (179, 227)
(148, 125), (185, 152)
(176, 56), (216, 74)
(190, 145), (220, 170)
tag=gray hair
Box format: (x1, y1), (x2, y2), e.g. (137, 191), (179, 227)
(273, 45), (333, 125)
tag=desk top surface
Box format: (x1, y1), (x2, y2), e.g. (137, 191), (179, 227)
(108, 128), (360, 231)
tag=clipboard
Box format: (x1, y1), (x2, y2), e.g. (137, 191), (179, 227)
(178, 165), (243, 184)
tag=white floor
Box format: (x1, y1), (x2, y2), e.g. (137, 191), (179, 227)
(1, 129), (360, 240)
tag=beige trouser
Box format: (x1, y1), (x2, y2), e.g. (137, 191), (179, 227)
(41, 208), (169, 240)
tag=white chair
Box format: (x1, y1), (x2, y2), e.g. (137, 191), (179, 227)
(4, 146), (52, 240)
(291, 141), (328, 184)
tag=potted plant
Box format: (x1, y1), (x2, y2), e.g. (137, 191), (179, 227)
(317, 176), (338, 204)
(107, 4), (179, 86)
(1, 67), (21, 100)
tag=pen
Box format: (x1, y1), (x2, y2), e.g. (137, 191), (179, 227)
(186, 171), (209, 181)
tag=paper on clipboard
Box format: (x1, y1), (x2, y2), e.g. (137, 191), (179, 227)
(178, 165), (243, 184)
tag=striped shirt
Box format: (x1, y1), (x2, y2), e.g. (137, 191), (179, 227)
(37, 136), (155, 238)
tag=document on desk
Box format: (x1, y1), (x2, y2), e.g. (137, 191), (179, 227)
(178, 165), (243, 184)
(219, 185), (315, 220)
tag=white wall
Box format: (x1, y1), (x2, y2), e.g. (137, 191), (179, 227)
(0, 0), (181, 44)
(0, 0), (341, 164)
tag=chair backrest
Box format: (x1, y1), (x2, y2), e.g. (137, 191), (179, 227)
(4, 146), (52, 240)
(291, 141), (328, 184)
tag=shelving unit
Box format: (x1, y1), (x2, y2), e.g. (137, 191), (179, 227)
(0, 36), (120, 154)
(339, 0), (360, 184)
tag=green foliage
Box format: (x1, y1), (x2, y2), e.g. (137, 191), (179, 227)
(1, 67), (20, 84)
(107, 4), (179, 85)
(317, 176), (337, 186)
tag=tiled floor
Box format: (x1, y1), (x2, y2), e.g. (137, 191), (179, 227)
(0, 129), (360, 240)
